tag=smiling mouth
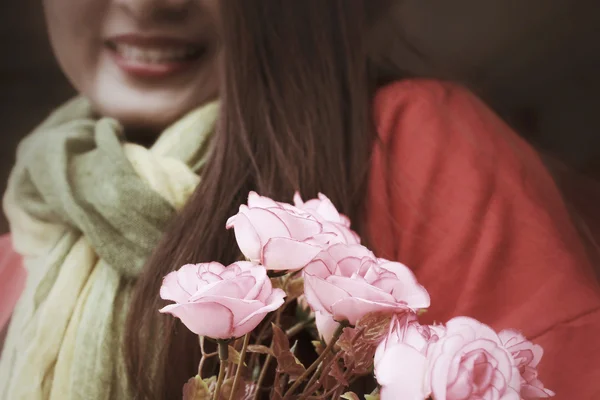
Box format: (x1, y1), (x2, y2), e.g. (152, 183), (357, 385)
(106, 41), (205, 64)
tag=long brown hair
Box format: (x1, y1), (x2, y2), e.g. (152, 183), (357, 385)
(124, 1), (402, 398)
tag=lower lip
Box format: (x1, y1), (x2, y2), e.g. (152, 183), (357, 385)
(108, 47), (198, 79)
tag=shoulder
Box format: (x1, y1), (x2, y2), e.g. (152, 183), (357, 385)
(372, 78), (522, 158)
(366, 80), (600, 336)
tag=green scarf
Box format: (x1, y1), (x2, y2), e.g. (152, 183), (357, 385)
(0, 97), (218, 399)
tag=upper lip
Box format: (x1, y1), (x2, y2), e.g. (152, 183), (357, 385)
(106, 34), (201, 47)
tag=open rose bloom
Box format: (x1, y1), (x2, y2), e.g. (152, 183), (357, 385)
(159, 192), (554, 400)
(303, 243), (430, 327)
(375, 317), (554, 400)
(499, 330), (555, 399)
(160, 261), (285, 339)
(226, 192), (359, 271)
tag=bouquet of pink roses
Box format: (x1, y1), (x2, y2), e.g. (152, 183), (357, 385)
(160, 192), (555, 400)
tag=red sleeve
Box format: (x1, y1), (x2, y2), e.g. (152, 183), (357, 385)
(0, 234), (25, 331)
(366, 79), (600, 397)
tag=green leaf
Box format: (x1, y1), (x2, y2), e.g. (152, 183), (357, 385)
(271, 324), (306, 380)
(311, 340), (325, 355)
(228, 345), (242, 365)
(341, 393), (360, 400)
(365, 387), (381, 400)
(271, 323), (291, 355)
(182, 375), (214, 400)
(247, 344), (274, 356)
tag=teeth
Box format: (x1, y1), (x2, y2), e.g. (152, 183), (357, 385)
(115, 44), (198, 64)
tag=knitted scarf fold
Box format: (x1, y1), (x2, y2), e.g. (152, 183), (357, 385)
(0, 98), (218, 399)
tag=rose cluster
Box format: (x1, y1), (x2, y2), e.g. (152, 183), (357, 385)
(159, 192), (554, 400)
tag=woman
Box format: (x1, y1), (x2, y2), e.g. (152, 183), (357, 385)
(0, 0), (220, 398)
(2, 1), (600, 399)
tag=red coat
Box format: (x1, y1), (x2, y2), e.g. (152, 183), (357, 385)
(0, 234), (25, 331)
(367, 79), (600, 398)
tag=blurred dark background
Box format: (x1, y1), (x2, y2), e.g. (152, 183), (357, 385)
(1, 0), (599, 233)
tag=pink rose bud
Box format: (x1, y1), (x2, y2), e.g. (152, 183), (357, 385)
(159, 261), (285, 339)
(226, 192), (337, 271)
(499, 330), (555, 399)
(374, 312), (441, 367)
(293, 192), (360, 245)
(375, 313), (441, 400)
(303, 243), (430, 327)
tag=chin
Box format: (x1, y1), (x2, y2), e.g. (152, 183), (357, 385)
(93, 101), (187, 133)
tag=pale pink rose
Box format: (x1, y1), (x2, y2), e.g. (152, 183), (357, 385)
(315, 311), (340, 343)
(499, 330), (555, 399)
(427, 317), (522, 400)
(293, 192), (360, 244)
(375, 313), (443, 400)
(159, 261), (285, 339)
(376, 344), (431, 400)
(374, 312), (441, 366)
(226, 192), (336, 271)
(303, 243), (430, 326)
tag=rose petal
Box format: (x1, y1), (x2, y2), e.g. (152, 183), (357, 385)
(194, 295), (264, 326)
(242, 207), (293, 242)
(446, 317), (500, 343)
(315, 311), (340, 344)
(327, 243), (374, 262)
(303, 274), (351, 314)
(244, 264), (270, 301)
(268, 208), (323, 239)
(159, 302), (234, 339)
(262, 238), (323, 271)
(334, 257), (365, 277)
(375, 343), (429, 400)
(247, 191), (281, 209)
(330, 297), (407, 325)
(228, 211), (262, 261)
(233, 288), (286, 337)
(303, 257), (336, 278)
(522, 384), (555, 399)
(160, 264), (199, 303)
(198, 279), (252, 299)
(326, 275), (396, 303)
(293, 192), (305, 207)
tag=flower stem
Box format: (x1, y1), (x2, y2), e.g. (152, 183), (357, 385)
(283, 323), (345, 398)
(253, 353), (272, 400)
(229, 334), (250, 400)
(285, 316), (316, 338)
(213, 340), (229, 400)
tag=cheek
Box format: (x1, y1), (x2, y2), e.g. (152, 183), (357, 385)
(43, 0), (107, 91)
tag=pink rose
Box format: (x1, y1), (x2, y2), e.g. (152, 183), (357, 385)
(375, 313), (443, 400)
(499, 330), (555, 399)
(293, 192), (360, 244)
(159, 261), (285, 339)
(374, 312), (441, 366)
(303, 243), (430, 326)
(315, 311), (340, 344)
(427, 317), (522, 400)
(226, 192), (337, 271)
(377, 317), (522, 400)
